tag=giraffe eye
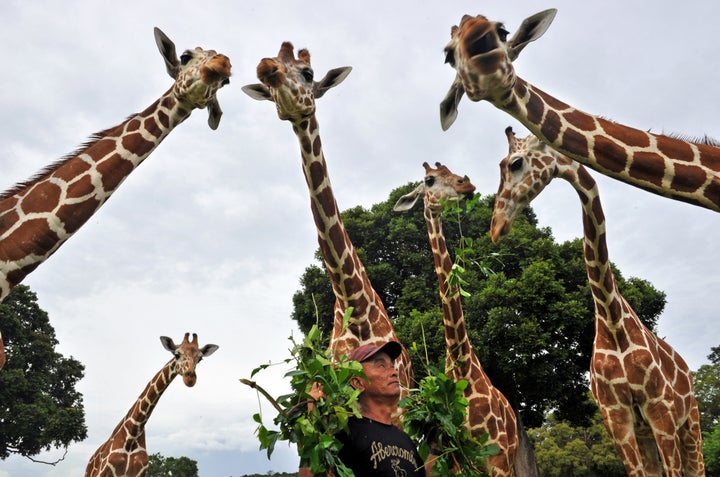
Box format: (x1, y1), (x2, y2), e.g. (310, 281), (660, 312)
(424, 176), (436, 187)
(174, 352), (181, 360)
(180, 52), (192, 65)
(509, 157), (524, 172)
(497, 25), (509, 43)
(301, 68), (314, 82)
(444, 47), (456, 67)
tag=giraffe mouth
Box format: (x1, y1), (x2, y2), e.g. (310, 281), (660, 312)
(464, 25), (498, 59)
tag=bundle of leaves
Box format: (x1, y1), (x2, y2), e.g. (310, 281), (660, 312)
(399, 359), (499, 476)
(241, 322), (365, 477)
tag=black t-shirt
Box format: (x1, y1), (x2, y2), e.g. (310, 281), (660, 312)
(337, 416), (426, 477)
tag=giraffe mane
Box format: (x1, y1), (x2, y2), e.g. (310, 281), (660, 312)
(664, 132), (720, 147)
(596, 115), (720, 148)
(0, 116), (139, 200)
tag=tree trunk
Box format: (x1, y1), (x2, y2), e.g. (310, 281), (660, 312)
(513, 413), (541, 477)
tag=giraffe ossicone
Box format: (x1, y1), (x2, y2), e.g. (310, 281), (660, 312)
(85, 333), (218, 477)
(0, 29), (231, 369)
(394, 162), (519, 477)
(242, 42), (413, 407)
(491, 127), (705, 477)
(442, 9), (720, 212)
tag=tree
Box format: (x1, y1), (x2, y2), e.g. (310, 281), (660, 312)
(694, 346), (720, 433)
(0, 284), (87, 460)
(527, 406), (625, 477)
(290, 184), (665, 431)
(694, 346), (720, 475)
(147, 452), (199, 477)
(703, 425), (720, 476)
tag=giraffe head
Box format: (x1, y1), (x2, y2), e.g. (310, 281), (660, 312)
(393, 161), (476, 214)
(440, 9), (556, 131)
(154, 27), (232, 130)
(491, 126), (574, 243)
(160, 332), (218, 387)
(241, 42), (352, 121)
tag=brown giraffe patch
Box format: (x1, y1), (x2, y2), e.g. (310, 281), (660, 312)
(20, 181), (62, 214)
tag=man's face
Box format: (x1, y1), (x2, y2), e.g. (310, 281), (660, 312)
(358, 352), (401, 400)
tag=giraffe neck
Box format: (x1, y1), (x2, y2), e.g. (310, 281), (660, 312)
(0, 87), (192, 300)
(424, 207), (475, 373)
(290, 116), (395, 349)
(114, 359), (178, 442)
(425, 205), (518, 474)
(557, 162), (628, 329)
(497, 77), (720, 212)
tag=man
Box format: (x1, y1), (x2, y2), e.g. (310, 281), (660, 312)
(300, 340), (436, 477)
(336, 340), (434, 476)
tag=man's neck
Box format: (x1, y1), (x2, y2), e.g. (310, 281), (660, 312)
(359, 398), (397, 425)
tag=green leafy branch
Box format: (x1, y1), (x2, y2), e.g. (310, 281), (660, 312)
(401, 336), (499, 476)
(441, 193), (503, 297)
(240, 318), (364, 477)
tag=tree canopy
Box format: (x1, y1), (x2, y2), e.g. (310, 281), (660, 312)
(147, 452), (199, 477)
(290, 184), (666, 430)
(528, 405), (626, 477)
(694, 345), (720, 433)
(0, 284), (87, 459)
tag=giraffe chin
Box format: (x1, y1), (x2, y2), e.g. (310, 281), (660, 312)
(182, 374), (198, 387)
(490, 218), (512, 243)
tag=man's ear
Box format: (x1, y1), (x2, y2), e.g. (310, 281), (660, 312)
(349, 376), (365, 391)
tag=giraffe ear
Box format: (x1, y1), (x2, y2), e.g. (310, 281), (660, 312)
(160, 336), (177, 351)
(241, 83), (273, 101)
(440, 76), (465, 131)
(314, 67), (352, 99)
(154, 27), (181, 79)
(200, 344), (219, 357)
(507, 9), (557, 61)
(206, 97), (223, 130)
(393, 184), (424, 212)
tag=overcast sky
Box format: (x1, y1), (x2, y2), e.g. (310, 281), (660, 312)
(2, 1), (719, 476)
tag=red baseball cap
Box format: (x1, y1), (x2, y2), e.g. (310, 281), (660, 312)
(349, 341), (403, 363)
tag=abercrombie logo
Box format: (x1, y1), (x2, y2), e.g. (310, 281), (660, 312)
(369, 441), (419, 470)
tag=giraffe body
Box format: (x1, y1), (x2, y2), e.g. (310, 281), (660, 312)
(441, 9), (720, 213)
(85, 333), (218, 477)
(490, 127), (705, 477)
(0, 29), (231, 368)
(394, 162), (518, 476)
(242, 43), (412, 395)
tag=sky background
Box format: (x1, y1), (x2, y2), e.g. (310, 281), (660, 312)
(1, 1), (719, 476)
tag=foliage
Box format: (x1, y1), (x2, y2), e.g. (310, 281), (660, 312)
(290, 184), (667, 431)
(527, 407), (625, 477)
(0, 284), (87, 460)
(441, 193), (503, 298)
(242, 321), (365, 477)
(399, 358), (498, 476)
(694, 345), (720, 433)
(239, 473), (298, 477)
(147, 452), (198, 477)
(703, 425), (720, 476)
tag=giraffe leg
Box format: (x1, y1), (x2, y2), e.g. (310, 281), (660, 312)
(677, 405), (706, 476)
(643, 401), (686, 477)
(599, 406), (651, 477)
(0, 331), (5, 369)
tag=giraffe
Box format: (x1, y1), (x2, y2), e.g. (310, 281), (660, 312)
(0, 28), (231, 369)
(241, 43), (412, 392)
(85, 333), (218, 477)
(440, 9), (720, 213)
(394, 162), (518, 476)
(490, 127), (705, 477)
